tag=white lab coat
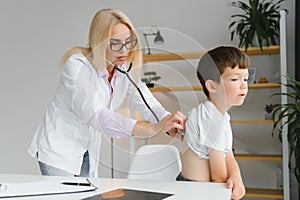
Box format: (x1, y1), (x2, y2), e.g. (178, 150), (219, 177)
(28, 52), (168, 177)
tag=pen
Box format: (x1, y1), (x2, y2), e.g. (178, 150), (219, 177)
(61, 182), (91, 186)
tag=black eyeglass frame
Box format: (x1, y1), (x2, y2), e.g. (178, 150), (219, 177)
(109, 39), (137, 52)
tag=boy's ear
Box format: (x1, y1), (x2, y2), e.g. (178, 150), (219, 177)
(205, 80), (217, 93)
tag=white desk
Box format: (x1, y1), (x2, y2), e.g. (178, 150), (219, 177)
(0, 174), (231, 200)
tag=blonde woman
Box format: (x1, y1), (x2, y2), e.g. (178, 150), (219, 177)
(28, 8), (185, 178)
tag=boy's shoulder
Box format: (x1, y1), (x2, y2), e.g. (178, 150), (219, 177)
(188, 101), (214, 120)
(188, 100), (230, 123)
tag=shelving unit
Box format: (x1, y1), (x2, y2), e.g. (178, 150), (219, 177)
(141, 45), (285, 199)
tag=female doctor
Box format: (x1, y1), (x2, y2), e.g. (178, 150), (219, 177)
(28, 8), (185, 178)
(28, 9), (245, 199)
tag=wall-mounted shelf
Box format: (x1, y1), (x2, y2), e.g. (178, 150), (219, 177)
(149, 82), (280, 92)
(143, 45), (280, 62)
(230, 119), (275, 124)
(246, 188), (283, 199)
(235, 154), (282, 161)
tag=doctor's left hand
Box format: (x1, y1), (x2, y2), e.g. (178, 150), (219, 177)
(131, 111), (186, 138)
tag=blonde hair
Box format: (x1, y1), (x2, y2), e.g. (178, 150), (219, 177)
(60, 8), (142, 72)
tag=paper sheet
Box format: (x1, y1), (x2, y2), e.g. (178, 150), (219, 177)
(0, 179), (97, 198)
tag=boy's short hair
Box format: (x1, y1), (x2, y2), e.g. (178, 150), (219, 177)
(197, 46), (250, 98)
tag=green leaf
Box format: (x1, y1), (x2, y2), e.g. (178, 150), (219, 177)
(228, 0), (284, 49)
(268, 73), (300, 186)
(296, 101), (300, 112)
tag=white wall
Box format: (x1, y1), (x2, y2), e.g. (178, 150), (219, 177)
(0, 0), (295, 198)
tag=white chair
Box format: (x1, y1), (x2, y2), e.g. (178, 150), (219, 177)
(127, 144), (182, 181)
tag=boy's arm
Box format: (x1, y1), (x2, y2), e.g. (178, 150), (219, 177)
(225, 150), (246, 200)
(208, 149), (228, 182)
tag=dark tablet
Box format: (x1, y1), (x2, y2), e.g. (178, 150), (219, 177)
(82, 188), (173, 200)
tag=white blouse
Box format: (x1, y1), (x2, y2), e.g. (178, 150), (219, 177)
(28, 52), (168, 177)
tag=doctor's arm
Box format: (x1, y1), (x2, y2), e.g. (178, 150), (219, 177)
(132, 111), (185, 138)
(88, 107), (185, 138)
(128, 81), (186, 137)
(225, 150), (245, 200)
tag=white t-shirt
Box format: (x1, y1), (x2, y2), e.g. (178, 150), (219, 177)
(185, 100), (232, 159)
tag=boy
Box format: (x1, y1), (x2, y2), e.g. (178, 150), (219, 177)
(178, 46), (249, 185)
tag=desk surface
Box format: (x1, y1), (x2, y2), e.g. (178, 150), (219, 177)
(0, 174), (231, 200)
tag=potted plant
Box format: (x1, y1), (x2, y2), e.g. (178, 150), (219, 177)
(141, 71), (161, 88)
(269, 74), (300, 187)
(264, 104), (274, 120)
(228, 0), (284, 51)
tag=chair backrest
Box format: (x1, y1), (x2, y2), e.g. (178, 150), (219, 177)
(127, 144), (182, 181)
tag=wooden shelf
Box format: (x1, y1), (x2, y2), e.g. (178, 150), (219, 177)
(230, 119), (275, 124)
(235, 154), (282, 161)
(249, 82), (280, 89)
(143, 45), (280, 62)
(245, 188), (283, 199)
(149, 85), (202, 92)
(148, 82), (279, 92)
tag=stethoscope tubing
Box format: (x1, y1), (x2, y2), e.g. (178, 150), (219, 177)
(114, 63), (160, 123)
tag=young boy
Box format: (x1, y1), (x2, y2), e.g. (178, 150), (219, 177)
(177, 46), (249, 183)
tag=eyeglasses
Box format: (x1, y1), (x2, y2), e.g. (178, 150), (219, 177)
(109, 39), (137, 52)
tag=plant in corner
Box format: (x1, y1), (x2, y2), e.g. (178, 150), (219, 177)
(228, 0), (284, 51)
(264, 104), (274, 113)
(269, 74), (300, 187)
(141, 71), (161, 88)
(264, 104), (274, 120)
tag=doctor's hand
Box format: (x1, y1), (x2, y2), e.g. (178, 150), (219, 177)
(166, 111), (187, 140)
(132, 111), (186, 138)
(154, 111), (186, 137)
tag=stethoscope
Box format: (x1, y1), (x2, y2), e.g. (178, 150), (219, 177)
(110, 63), (169, 179)
(114, 63), (160, 123)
